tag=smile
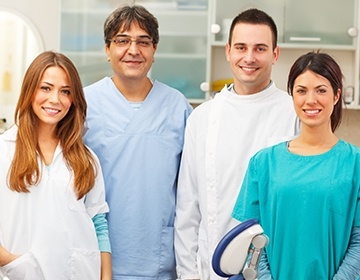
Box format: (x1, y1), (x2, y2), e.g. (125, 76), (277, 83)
(43, 107), (61, 115)
(303, 109), (320, 115)
(240, 66), (258, 72)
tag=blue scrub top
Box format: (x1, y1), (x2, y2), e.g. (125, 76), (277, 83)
(83, 77), (192, 279)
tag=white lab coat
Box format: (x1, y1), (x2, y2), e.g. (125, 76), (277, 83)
(174, 83), (299, 280)
(0, 126), (109, 279)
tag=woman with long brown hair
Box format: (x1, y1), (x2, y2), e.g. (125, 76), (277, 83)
(0, 51), (111, 279)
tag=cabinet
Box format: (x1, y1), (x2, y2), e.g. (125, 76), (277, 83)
(60, 0), (360, 107)
(206, 0), (360, 108)
(60, 1), (114, 88)
(60, 0), (208, 103)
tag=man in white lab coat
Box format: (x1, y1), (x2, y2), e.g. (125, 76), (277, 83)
(174, 8), (299, 280)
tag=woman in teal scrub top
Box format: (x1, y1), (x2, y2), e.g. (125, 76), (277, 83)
(232, 51), (360, 280)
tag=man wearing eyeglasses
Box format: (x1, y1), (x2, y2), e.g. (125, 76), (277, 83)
(83, 4), (193, 280)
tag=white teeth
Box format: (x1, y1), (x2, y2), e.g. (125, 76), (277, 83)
(242, 67), (255, 71)
(305, 110), (319, 114)
(45, 108), (59, 114)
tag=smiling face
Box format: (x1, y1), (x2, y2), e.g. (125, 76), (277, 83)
(225, 23), (279, 95)
(32, 66), (72, 131)
(106, 21), (157, 83)
(292, 70), (340, 131)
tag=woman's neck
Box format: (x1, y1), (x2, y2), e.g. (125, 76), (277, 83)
(37, 125), (59, 165)
(288, 127), (339, 155)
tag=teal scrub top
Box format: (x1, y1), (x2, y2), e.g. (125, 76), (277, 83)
(232, 140), (360, 280)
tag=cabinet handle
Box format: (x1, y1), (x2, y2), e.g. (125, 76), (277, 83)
(348, 27), (358, 37)
(211, 24), (221, 34)
(200, 82), (210, 92)
(289, 37), (321, 42)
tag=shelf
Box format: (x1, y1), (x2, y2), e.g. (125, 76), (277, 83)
(61, 9), (109, 15)
(278, 43), (357, 51)
(61, 6), (208, 15)
(63, 51), (105, 57)
(155, 53), (206, 59)
(189, 98), (207, 104)
(210, 41), (357, 51)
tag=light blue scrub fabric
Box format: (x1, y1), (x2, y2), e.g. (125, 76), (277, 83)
(232, 140), (360, 280)
(92, 213), (111, 253)
(83, 77), (192, 279)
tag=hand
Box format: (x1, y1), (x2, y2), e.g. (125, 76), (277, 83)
(0, 246), (18, 267)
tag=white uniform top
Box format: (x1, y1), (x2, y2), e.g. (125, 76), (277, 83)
(174, 83), (299, 280)
(0, 126), (109, 280)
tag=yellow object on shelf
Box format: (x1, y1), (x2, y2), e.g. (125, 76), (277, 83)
(212, 78), (233, 92)
(2, 71), (12, 92)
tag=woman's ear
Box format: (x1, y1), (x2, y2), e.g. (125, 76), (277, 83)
(334, 88), (341, 105)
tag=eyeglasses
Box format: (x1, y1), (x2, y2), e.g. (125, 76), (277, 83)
(109, 36), (154, 48)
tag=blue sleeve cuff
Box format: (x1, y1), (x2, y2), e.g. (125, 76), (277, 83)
(92, 213), (111, 253)
(333, 226), (360, 279)
(257, 250), (273, 280)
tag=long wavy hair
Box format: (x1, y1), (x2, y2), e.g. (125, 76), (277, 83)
(8, 51), (96, 199)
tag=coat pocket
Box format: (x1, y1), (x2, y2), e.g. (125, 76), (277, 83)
(69, 248), (100, 280)
(1, 252), (45, 280)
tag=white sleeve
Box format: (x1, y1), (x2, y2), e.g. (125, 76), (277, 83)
(174, 120), (201, 280)
(84, 150), (109, 218)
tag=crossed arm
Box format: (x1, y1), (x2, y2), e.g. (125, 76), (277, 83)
(0, 245), (17, 267)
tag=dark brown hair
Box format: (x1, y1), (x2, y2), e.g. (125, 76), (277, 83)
(287, 51), (343, 132)
(228, 8), (278, 49)
(104, 4), (159, 47)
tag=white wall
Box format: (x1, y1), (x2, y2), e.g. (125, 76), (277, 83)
(0, 0), (60, 127)
(0, 0), (60, 51)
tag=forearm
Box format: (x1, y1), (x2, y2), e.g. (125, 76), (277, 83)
(333, 226), (360, 280)
(174, 202), (201, 279)
(0, 246), (17, 267)
(92, 214), (112, 279)
(257, 250), (273, 280)
(100, 252), (112, 280)
(175, 152), (201, 278)
(92, 213), (111, 253)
